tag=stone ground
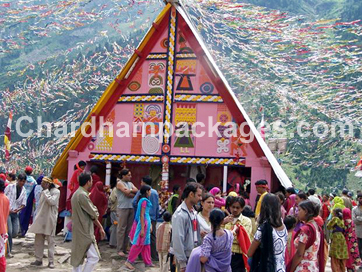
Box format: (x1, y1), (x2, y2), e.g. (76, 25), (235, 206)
(5, 232), (341, 272)
(6, 233), (159, 272)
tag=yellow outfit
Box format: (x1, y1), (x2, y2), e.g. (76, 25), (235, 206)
(255, 191), (267, 218)
(224, 214), (252, 254)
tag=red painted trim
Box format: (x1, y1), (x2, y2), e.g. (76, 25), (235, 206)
(135, 49), (143, 57)
(152, 22), (160, 31)
(75, 9), (171, 153)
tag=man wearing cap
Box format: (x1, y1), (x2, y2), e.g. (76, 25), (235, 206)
(29, 177), (60, 268)
(254, 179), (268, 219)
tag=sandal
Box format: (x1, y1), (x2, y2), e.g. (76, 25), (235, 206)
(118, 251), (127, 258)
(124, 261), (135, 271)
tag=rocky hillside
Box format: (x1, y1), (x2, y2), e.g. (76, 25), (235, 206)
(1, 0), (361, 193)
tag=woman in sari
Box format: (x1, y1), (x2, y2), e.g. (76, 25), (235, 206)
(89, 181), (108, 243)
(186, 208), (233, 272)
(342, 208), (362, 272)
(125, 185), (153, 271)
(289, 200), (325, 272)
(68, 161), (86, 194)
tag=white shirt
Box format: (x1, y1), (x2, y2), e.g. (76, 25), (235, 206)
(308, 195), (322, 208)
(5, 184), (27, 211)
(197, 212), (211, 234)
(254, 224), (288, 272)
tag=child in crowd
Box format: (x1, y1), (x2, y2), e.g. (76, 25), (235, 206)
(186, 208), (233, 272)
(242, 205), (257, 237)
(283, 215), (297, 265)
(224, 197), (252, 272)
(156, 212), (172, 272)
(327, 208), (349, 272)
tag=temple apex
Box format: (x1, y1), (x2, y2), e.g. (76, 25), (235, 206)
(164, 0), (181, 4)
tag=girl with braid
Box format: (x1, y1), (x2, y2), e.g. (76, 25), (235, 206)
(186, 208), (233, 272)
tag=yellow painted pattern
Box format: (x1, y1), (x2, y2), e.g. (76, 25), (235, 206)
(176, 53), (197, 58)
(170, 157), (245, 165)
(174, 94), (223, 102)
(118, 95), (164, 102)
(175, 105), (196, 124)
(91, 154), (160, 162)
(163, 9), (177, 144)
(147, 54), (167, 59)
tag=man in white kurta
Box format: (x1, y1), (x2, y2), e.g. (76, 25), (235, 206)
(29, 176), (60, 268)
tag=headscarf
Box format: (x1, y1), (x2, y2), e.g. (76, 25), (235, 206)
(228, 191), (238, 197)
(0, 174), (6, 182)
(210, 187), (225, 208)
(89, 182), (108, 219)
(332, 196), (345, 212)
(343, 208), (352, 222)
(36, 175), (44, 185)
(289, 194), (296, 207)
(68, 163), (84, 193)
(210, 187), (221, 196)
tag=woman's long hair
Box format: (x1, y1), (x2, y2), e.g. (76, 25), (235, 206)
(137, 185), (151, 204)
(258, 193), (283, 228)
(253, 193), (283, 272)
(209, 208), (225, 240)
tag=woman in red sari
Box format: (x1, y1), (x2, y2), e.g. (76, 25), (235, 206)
(68, 161), (86, 194)
(89, 181), (108, 243)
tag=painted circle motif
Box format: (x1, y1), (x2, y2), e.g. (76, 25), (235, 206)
(219, 114), (229, 123)
(200, 82), (214, 94)
(128, 81), (141, 92)
(88, 142), (95, 150)
(142, 135), (160, 155)
(161, 38), (168, 49)
(161, 155), (169, 163)
(162, 144), (170, 153)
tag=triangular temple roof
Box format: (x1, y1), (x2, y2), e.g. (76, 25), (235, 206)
(52, 1), (292, 189)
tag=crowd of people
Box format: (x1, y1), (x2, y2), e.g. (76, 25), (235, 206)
(0, 163), (362, 272)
